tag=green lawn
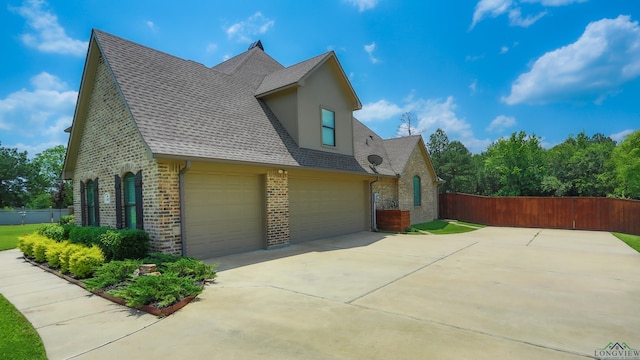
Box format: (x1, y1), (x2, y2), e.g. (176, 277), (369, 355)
(0, 294), (47, 359)
(613, 232), (640, 253)
(409, 220), (485, 235)
(0, 224), (44, 251)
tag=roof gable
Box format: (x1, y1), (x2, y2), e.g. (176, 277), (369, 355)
(383, 136), (438, 180)
(256, 51), (362, 110)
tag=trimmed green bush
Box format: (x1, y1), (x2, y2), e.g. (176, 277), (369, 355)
(45, 241), (67, 268)
(109, 273), (203, 308)
(59, 215), (75, 225)
(38, 224), (66, 242)
(68, 246), (105, 279)
(143, 252), (183, 269)
(99, 229), (150, 261)
(69, 226), (110, 247)
(18, 234), (39, 258)
(59, 243), (85, 273)
(32, 237), (55, 262)
(85, 259), (143, 291)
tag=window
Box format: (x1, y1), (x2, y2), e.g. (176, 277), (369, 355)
(123, 173), (137, 229)
(115, 171), (144, 230)
(80, 178), (100, 226)
(413, 175), (421, 206)
(321, 108), (335, 147)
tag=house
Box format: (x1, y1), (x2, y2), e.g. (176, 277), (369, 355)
(62, 30), (440, 259)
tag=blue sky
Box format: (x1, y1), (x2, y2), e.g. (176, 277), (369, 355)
(1, 0), (639, 156)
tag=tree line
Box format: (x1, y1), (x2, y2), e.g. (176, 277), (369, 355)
(0, 143), (72, 209)
(426, 129), (640, 200)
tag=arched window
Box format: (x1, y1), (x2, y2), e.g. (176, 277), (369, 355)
(413, 175), (421, 206)
(123, 173), (137, 229)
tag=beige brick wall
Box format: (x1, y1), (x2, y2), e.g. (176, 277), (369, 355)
(398, 145), (438, 225)
(71, 53), (182, 254)
(372, 178), (398, 209)
(265, 170), (290, 247)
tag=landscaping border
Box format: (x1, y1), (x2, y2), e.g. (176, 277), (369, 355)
(22, 256), (196, 316)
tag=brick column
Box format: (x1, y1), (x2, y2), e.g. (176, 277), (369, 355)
(265, 170), (290, 248)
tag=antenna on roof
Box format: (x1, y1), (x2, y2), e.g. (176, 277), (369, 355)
(248, 40), (264, 51)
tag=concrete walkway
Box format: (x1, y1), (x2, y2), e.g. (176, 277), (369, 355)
(1, 227), (639, 359)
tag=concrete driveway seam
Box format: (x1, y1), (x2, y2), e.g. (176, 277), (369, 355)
(350, 302), (594, 359)
(346, 241), (479, 304)
(526, 229), (543, 246)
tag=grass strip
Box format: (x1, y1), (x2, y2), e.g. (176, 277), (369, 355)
(612, 232), (640, 253)
(0, 294), (47, 360)
(0, 224), (45, 251)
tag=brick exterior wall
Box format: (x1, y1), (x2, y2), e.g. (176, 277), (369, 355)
(265, 170), (290, 247)
(71, 54), (182, 254)
(397, 145), (438, 225)
(372, 178), (399, 209)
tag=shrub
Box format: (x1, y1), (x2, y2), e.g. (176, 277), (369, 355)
(38, 224), (66, 242)
(32, 237), (55, 262)
(109, 273), (203, 308)
(99, 229), (150, 261)
(164, 257), (217, 283)
(68, 246), (105, 279)
(59, 243), (85, 273)
(69, 226), (110, 247)
(59, 215), (75, 225)
(85, 259), (143, 291)
(18, 234), (39, 258)
(143, 252), (183, 270)
(45, 241), (67, 268)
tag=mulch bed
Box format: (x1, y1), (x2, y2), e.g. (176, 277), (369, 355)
(22, 256), (196, 317)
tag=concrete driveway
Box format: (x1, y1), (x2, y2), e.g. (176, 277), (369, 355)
(1, 227), (639, 359)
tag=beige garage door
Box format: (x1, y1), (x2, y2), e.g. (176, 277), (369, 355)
(184, 172), (264, 259)
(289, 177), (368, 243)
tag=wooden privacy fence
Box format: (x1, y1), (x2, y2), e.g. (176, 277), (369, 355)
(439, 193), (640, 235)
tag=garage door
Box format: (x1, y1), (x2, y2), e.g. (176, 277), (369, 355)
(184, 172), (263, 259)
(289, 177), (368, 243)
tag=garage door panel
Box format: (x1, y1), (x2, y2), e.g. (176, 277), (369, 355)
(185, 173), (263, 259)
(290, 178), (367, 243)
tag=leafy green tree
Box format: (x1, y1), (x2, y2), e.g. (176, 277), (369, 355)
(610, 130), (640, 199)
(28, 145), (72, 208)
(426, 128), (449, 172)
(438, 141), (476, 193)
(483, 131), (547, 196)
(0, 143), (31, 208)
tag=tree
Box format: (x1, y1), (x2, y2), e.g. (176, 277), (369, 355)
(399, 112), (417, 136)
(28, 145), (72, 208)
(483, 131), (547, 196)
(610, 130), (640, 199)
(438, 141), (475, 193)
(0, 143), (31, 208)
(426, 128), (449, 171)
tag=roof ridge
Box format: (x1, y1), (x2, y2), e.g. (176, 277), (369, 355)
(93, 29), (205, 68)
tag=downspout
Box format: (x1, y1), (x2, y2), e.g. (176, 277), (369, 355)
(369, 177), (379, 231)
(179, 161), (191, 256)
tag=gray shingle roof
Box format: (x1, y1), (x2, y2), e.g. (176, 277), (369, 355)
(255, 52), (331, 96)
(382, 136), (423, 174)
(93, 30), (371, 173)
(353, 119), (397, 176)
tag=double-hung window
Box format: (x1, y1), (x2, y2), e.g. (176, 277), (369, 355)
(115, 171), (144, 230)
(413, 175), (421, 206)
(321, 108), (335, 147)
(80, 178), (100, 226)
(123, 173), (137, 229)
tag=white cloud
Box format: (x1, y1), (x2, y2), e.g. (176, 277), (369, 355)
(356, 94), (491, 153)
(356, 99), (403, 122)
(225, 12), (275, 43)
(610, 129), (635, 143)
(487, 115), (517, 132)
(503, 15), (640, 105)
(364, 42), (379, 64)
(146, 20), (158, 32)
(471, 0), (513, 29)
(469, 79), (478, 94)
(206, 43), (218, 53)
(470, 0), (584, 29)
(344, 0), (379, 12)
(11, 0), (87, 56)
(0, 72), (75, 151)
